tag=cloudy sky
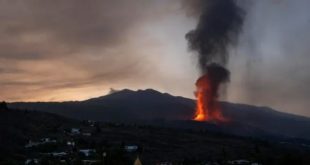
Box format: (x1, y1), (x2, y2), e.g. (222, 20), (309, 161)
(0, 0), (310, 117)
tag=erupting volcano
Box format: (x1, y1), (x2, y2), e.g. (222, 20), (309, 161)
(194, 75), (222, 121)
(185, 0), (245, 122)
(194, 64), (230, 122)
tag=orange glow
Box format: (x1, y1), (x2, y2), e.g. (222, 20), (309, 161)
(193, 74), (228, 122)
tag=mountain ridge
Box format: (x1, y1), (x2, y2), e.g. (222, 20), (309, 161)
(8, 88), (310, 140)
(10, 88), (308, 119)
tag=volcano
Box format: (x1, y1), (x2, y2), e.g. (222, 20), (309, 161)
(194, 64), (230, 122)
(9, 89), (310, 140)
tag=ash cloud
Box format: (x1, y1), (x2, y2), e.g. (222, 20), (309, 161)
(184, 0), (245, 104)
(184, 0), (246, 121)
(184, 0), (310, 116)
(184, 0), (245, 74)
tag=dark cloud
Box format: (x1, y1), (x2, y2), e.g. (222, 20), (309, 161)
(0, 0), (173, 59)
(0, 0), (181, 101)
(185, 0), (245, 73)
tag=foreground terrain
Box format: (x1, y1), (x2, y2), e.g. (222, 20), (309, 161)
(1, 105), (310, 165)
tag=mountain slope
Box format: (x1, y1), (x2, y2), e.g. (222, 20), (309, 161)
(9, 89), (310, 140)
(9, 89), (194, 121)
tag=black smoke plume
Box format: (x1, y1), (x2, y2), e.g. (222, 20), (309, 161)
(206, 63), (230, 86)
(186, 0), (246, 122)
(186, 0), (245, 76)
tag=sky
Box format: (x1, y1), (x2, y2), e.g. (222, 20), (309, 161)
(0, 0), (310, 117)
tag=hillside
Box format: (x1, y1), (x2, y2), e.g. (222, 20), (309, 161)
(0, 108), (78, 164)
(1, 108), (310, 164)
(9, 89), (310, 140)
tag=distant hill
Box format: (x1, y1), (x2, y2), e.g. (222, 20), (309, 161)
(9, 89), (194, 121)
(9, 89), (310, 140)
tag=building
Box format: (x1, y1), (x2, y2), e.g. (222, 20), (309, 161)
(79, 149), (96, 157)
(124, 145), (138, 152)
(70, 128), (81, 135)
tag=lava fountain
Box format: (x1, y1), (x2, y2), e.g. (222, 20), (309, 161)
(184, 0), (245, 122)
(193, 64), (230, 122)
(183, 0), (245, 122)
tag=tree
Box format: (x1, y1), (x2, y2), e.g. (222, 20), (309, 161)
(0, 101), (8, 111)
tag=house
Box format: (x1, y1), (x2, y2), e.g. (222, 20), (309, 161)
(46, 152), (68, 157)
(67, 141), (75, 146)
(71, 128), (81, 135)
(124, 145), (138, 152)
(25, 159), (39, 165)
(79, 149), (96, 157)
(84, 120), (96, 127)
(41, 138), (57, 143)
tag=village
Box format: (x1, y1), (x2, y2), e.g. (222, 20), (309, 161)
(0, 103), (290, 165)
(23, 119), (143, 165)
(22, 118), (261, 165)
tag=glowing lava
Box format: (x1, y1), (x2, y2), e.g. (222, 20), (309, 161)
(193, 74), (228, 122)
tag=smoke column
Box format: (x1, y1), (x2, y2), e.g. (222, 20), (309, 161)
(185, 0), (245, 122)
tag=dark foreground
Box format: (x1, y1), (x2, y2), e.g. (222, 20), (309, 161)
(1, 108), (310, 165)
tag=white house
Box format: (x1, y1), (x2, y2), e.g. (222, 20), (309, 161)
(124, 145), (138, 152)
(67, 141), (75, 146)
(50, 152), (68, 157)
(71, 128), (81, 135)
(25, 159), (39, 165)
(79, 149), (96, 157)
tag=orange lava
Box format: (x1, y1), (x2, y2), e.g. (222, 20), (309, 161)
(193, 74), (228, 122)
